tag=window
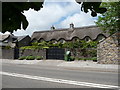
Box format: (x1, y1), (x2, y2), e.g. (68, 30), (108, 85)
(97, 35), (106, 42)
(38, 38), (44, 42)
(59, 39), (65, 44)
(84, 37), (91, 42)
(72, 37), (79, 42)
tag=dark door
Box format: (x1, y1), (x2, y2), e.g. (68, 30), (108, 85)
(46, 47), (65, 60)
(14, 48), (19, 59)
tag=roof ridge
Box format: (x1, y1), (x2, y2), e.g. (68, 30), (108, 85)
(34, 25), (97, 33)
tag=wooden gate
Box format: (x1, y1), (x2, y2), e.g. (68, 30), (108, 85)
(14, 48), (19, 59)
(46, 47), (65, 60)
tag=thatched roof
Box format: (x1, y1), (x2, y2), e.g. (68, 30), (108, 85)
(17, 35), (30, 42)
(0, 34), (17, 42)
(0, 34), (9, 41)
(31, 26), (110, 41)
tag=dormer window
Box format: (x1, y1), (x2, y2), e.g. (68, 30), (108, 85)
(59, 39), (65, 44)
(72, 37), (79, 42)
(38, 38), (44, 42)
(97, 34), (106, 42)
(85, 37), (91, 42)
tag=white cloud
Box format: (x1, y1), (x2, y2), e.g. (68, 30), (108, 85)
(58, 12), (96, 28)
(0, 31), (11, 35)
(13, 1), (96, 36)
(45, 0), (76, 2)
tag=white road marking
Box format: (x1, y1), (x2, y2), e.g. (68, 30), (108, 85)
(0, 71), (119, 89)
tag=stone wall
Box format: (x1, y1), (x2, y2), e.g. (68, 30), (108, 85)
(97, 32), (119, 64)
(19, 49), (46, 59)
(18, 36), (31, 47)
(2, 48), (14, 59)
(19, 48), (97, 60)
(65, 48), (97, 58)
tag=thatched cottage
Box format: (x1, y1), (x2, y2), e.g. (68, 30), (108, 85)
(31, 24), (119, 64)
(31, 24), (109, 42)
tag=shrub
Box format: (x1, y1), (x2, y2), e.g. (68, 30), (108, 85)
(42, 47), (49, 49)
(26, 55), (35, 60)
(77, 57), (84, 60)
(64, 55), (75, 61)
(18, 56), (26, 60)
(4, 46), (11, 49)
(77, 57), (97, 61)
(36, 56), (43, 60)
(92, 57), (97, 62)
(75, 57), (79, 60)
(87, 49), (97, 57)
(86, 57), (97, 61)
(70, 56), (75, 61)
(20, 46), (42, 50)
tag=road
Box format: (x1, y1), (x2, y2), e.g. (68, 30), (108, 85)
(1, 63), (119, 88)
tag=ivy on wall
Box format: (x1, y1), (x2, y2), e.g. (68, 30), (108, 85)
(20, 40), (98, 50)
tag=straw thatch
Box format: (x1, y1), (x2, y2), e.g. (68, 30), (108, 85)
(31, 26), (109, 41)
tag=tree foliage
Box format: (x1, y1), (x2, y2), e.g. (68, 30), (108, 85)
(95, 2), (120, 34)
(77, 2), (107, 17)
(2, 1), (106, 33)
(2, 2), (43, 33)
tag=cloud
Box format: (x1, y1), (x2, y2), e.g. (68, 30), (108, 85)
(13, 1), (96, 36)
(45, 0), (76, 2)
(57, 12), (96, 28)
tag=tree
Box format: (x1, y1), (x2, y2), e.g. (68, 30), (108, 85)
(2, 2), (43, 33)
(2, 1), (106, 33)
(95, 2), (120, 34)
(77, 2), (107, 17)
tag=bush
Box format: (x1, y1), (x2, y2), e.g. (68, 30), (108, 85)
(18, 56), (26, 60)
(70, 56), (75, 61)
(26, 55), (35, 60)
(77, 57), (84, 60)
(92, 57), (97, 62)
(77, 57), (97, 61)
(36, 56), (43, 60)
(64, 55), (75, 61)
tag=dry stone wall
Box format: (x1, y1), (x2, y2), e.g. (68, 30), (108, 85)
(2, 48), (14, 59)
(65, 48), (97, 58)
(97, 33), (119, 64)
(19, 49), (46, 59)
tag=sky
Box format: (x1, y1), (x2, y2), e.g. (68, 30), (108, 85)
(10, 0), (99, 36)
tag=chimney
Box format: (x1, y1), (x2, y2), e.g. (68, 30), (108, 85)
(51, 25), (55, 30)
(70, 23), (74, 29)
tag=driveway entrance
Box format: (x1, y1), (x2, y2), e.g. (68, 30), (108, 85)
(46, 47), (65, 60)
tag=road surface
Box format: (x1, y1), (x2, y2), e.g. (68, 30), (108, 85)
(1, 63), (119, 88)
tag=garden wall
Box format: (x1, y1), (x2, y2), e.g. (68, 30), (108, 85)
(2, 48), (15, 59)
(65, 48), (97, 58)
(19, 49), (46, 59)
(97, 32), (119, 64)
(19, 48), (97, 60)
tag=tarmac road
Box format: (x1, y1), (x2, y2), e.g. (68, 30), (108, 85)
(1, 63), (119, 88)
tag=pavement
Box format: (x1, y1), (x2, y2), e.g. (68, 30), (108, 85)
(1, 59), (119, 72)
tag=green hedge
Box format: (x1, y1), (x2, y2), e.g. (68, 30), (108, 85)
(64, 55), (75, 61)
(18, 56), (43, 60)
(77, 57), (97, 61)
(36, 56), (43, 60)
(18, 56), (26, 60)
(26, 56), (35, 60)
(20, 40), (98, 50)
